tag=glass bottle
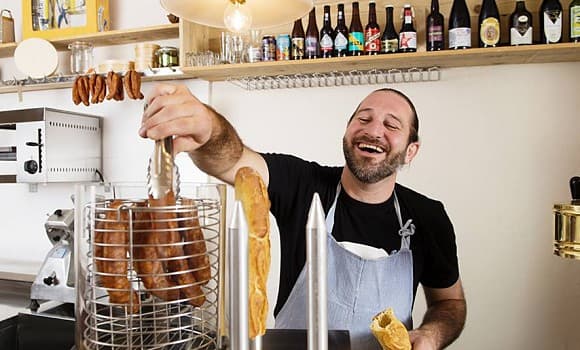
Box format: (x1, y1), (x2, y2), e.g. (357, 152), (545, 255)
(449, 0), (472, 49)
(478, 0), (501, 47)
(305, 7), (320, 59)
(364, 0), (381, 55)
(510, 1), (533, 45)
(291, 18), (305, 60)
(334, 3), (349, 57)
(540, 0), (563, 43)
(399, 5), (417, 52)
(569, 0), (580, 42)
(381, 5), (399, 53)
(320, 5), (334, 58)
(427, 0), (445, 51)
(348, 2), (364, 55)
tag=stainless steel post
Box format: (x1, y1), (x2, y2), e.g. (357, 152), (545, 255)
(250, 335), (262, 350)
(306, 193), (328, 350)
(228, 201), (249, 350)
(216, 183), (228, 349)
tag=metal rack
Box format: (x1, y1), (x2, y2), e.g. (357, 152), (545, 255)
(81, 198), (221, 350)
(226, 66), (441, 90)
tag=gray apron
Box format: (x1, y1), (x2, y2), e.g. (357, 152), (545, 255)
(275, 185), (415, 350)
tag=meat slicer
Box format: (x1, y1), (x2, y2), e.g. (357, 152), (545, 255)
(29, 208), (76, 312)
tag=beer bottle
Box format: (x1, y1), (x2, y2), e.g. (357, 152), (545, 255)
(305, 7), (320, 58)
(572, 0), (580, 42)
(291, 18), (305, 60)
(320, 5), (334, 58)
(348, 2), (364, 56)
(426, 0), (445, 50)
(449, 0), (472, 49)
(399, 5), (417, 52)
(364, 0), (381, 55)
(334, 3), (349, 57)
(540, 0), (563, 43)
(381, 5), (399, 53)
(478, 0), (501, 47)
(509, 1), (533, 45)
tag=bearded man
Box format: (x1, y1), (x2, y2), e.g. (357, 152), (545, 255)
(140, 86), (467, 350)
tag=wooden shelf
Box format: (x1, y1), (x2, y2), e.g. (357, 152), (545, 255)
(0, 42), (17, 58)
(0, 24), (179, 58)
(0, 73), (190, 95)
(182, 43), (580, 82)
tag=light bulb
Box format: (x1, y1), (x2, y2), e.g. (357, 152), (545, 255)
(224, 0), (253, 33)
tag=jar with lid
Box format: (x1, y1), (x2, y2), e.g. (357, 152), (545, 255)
(156, 46), (179, 68)
(68, 41), (93, 74)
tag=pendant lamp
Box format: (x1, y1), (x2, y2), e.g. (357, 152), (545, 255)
(160, 0), (314, 33)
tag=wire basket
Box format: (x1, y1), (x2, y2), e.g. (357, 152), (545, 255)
(76, 185), (224, 350)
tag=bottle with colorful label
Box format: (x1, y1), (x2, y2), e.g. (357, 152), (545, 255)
(478, 0), (500, 47)
(399, 5), (417, 52)
(364, 0), (381, 54)
(348, 2), (364, 55)
(570, 0), (580, 42)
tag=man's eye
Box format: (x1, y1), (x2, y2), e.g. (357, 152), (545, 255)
(385, 123), (399, 130)
(358, 117), (370, 123)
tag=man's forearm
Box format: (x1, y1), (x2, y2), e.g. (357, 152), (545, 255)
(417, 299), (466, 349)
(189, 105), (244, 179)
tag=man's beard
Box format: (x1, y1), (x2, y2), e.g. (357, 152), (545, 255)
(343, 137), (407, 184)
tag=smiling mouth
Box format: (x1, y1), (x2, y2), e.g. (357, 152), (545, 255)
(357, 142), (385, 154)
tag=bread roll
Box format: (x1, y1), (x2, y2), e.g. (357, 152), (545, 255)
(235, 167), (271, 339)
(370, 308), (411, 350)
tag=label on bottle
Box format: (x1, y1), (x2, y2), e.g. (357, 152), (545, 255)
(399, 31), (417, 49)
(364, 28), (381, 52)
(382, 38), (398, 53)
(480, 17), (500, 46)
(449, 27), (472, 48)
(348, 31), (364, 51)
(292, 37), (305, 58)
(510, 16), (532, 45)
(428, 24), (444, 42)
(572, 5), (580, 39)
(305, 37), (318, 56)
(543, 10), (562, 43)
(320, 33), (334, 53)
(334, 32), (348, 50)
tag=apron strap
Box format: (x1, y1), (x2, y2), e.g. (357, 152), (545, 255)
(394, 191), (415, 250)
(327, 183), (415, 250)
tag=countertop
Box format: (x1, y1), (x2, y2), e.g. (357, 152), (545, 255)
(0, 278), (33, 321)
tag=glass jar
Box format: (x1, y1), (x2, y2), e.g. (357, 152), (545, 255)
(155, 46), (179, 68)
(68, 41), (93, 74)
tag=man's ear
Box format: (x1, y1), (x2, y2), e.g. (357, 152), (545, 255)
(405, 142), (420, 164)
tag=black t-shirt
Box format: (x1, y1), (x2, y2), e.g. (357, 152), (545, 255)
(263, 153), (460, 316)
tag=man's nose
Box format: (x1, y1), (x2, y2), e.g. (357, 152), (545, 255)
(364, 119), (384, 138)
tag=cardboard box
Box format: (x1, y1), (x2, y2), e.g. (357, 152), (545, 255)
(0, 9), (15, 43)
(22, 0), (110, 40)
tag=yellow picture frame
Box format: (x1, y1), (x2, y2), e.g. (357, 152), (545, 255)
(22, 0), (110, 40)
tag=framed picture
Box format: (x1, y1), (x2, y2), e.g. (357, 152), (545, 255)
(22, 0), (110, 40)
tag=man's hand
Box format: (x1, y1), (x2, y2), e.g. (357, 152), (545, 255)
(139, 83), (213, 155)
(409, 328), (438, 350)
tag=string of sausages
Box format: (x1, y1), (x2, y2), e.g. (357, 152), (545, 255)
(72, 69), (143, 106)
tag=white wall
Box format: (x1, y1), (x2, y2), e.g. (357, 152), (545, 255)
(210, 62), (580, 350)
(1, 1), (579, 349)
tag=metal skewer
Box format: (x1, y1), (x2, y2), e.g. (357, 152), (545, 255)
(228, 201), (249, 350)
(306, 193), (328, 350)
